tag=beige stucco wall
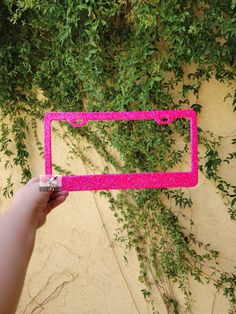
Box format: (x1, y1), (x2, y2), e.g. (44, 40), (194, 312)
(0, 77), (235, 314)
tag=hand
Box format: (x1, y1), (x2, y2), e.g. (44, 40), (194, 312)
(11, 176), (69, 229)
(0, 176), (69, 314)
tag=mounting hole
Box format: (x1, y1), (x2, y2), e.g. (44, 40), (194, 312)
(69, 118), (87, 127)
(75, 119), (83, 124)
(160, 117), (169, 122)
(155, 116), (174, 125)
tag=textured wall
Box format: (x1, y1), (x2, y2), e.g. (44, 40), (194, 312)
(0, 77), (235, 314)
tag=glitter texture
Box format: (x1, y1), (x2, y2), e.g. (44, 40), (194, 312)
(44, 110), (198, 191)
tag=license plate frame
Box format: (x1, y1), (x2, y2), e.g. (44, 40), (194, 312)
(44, 110), (198, 191)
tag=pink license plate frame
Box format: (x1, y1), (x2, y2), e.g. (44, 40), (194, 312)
(44, 110), (198, 191)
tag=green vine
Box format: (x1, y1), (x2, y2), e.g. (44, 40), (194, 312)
(0, 1), (236, 313)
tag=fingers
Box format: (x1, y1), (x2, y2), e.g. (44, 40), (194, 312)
(49, 190), (69, 201)
(48, 193), (69, 211)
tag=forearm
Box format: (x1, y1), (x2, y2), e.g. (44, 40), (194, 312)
(0, 205), (36, 314)
(0, 176), (68, 314)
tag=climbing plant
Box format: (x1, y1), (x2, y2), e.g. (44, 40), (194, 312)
(0, 0), (236, 313)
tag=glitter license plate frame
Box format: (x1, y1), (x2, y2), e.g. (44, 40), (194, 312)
(44, 110), (198, 191)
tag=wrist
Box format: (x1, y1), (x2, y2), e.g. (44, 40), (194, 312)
(7, 204), (37, 245)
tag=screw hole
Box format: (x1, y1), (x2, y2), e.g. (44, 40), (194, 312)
(69, 118), (87, 127)
(161, 117), (168, 122)
(75, 119), (83, 124)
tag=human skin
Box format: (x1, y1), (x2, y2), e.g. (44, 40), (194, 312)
(0, 176), (69, 314)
